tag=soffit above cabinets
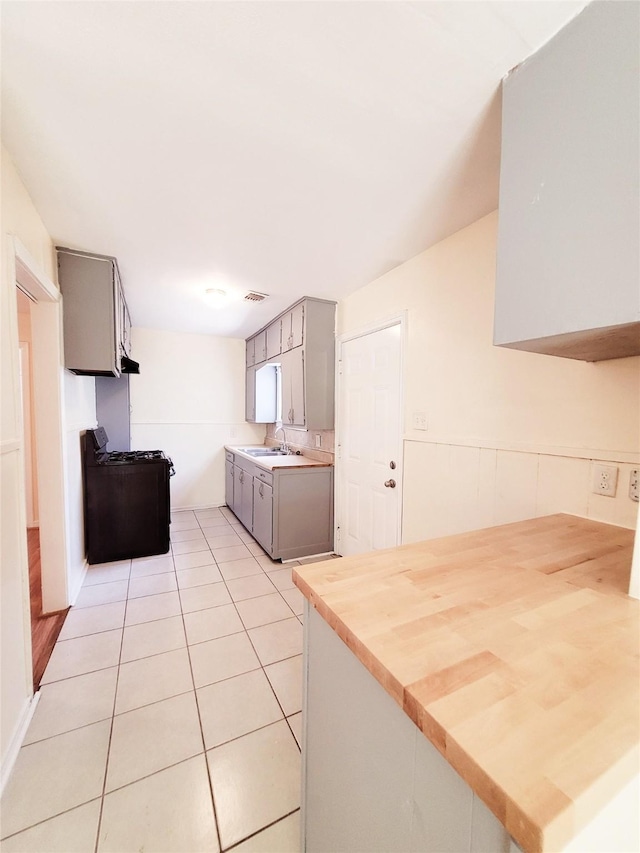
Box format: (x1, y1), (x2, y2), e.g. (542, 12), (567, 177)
(1, 1), (587, 338)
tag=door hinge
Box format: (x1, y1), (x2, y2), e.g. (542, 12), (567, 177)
(336, 525), (341, 541)
(338, 360), (343, 375)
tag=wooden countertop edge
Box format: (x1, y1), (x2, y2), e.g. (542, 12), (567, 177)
(292, 544), (639, 853)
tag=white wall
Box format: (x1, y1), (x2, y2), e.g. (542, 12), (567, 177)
(0, 146), (96, 779)
(130, 327), (265, 509)
(338, 212), (640, 548)
(63, 372), (97, 602)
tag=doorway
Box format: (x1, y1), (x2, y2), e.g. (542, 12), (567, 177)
(16, 286), (68, 688)
(335, 320), (404, 557)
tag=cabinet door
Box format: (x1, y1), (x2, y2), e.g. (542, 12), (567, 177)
(245, 366), (256, 422)
(254, 330), (267, 365)
(266, 320), (281, 359)
(239, 470), (253, 530)
(281, 310), (293, 353)
(246, 338), (255, 367)
(57, 250), (119, 375)
(252, 478), (273, 553)
(231, 465), (242, 517)
(280, 350), (294, 424)
(225, 460), (234, 508)
(289, 347), (305, 427)
(290, 301), (304, 349)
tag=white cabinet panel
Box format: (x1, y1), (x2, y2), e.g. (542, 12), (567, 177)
(302, 605), (514, 853)
(304, 606), (415, 853)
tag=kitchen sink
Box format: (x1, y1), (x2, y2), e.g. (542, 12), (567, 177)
(240, 448), (288, 457)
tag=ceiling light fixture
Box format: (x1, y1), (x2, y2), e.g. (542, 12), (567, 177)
(205, 287), (228, 307)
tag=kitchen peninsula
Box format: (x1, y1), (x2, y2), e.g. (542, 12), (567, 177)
(294, 515), (639, 853)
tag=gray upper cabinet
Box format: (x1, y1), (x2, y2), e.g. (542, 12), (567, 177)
(282, 301), (305, 352)
(245, 297), (335, 430)
(254, 330), (267, 365)
(246, 338), (255, 367)
(494, 1), (640, 362)
(280, 346), (306, 428)
(266, 320), (281, 359)
(57, 247), (132, 376)
(245, 365), (256, 422)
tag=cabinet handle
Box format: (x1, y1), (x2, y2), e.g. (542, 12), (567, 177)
(239, 471), (244, 483)
(259, 484), (264, 498)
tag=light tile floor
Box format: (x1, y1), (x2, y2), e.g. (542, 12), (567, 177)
(0, 506), (339, 853)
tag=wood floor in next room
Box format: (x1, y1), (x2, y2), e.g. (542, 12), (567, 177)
(29, 527), (69, 690)
(1, 506), (338, 852)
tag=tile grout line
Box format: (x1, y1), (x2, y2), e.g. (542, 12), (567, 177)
(191, 509), (303, 849)
(176, 519), (224, 853)
(93, 558), (132, 853)
(224, 808), (302, 852)
(213, 517), (304, 758)
(0, 797), (104, 844)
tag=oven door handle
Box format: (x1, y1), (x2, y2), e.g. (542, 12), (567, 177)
(168, 459), (176, 477)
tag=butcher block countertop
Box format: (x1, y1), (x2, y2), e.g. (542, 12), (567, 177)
(293, 514), (639, 853)
(225, 445), (332, 471)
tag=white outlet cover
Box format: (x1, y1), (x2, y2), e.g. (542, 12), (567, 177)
(591, 464), (618, 497)
(412, 411), (428, 430)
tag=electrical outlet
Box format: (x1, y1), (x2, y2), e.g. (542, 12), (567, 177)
(591, 464), (618, 497)
(315, 434), (322, 448)
(630, 468), (639, 502)
(412, 411), (427, 430)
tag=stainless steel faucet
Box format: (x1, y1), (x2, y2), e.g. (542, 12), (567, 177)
(274, 424), (288, 453)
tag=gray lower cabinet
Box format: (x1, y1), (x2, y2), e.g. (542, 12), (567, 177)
(225, 451), (333, 560)
(252, 479), (273, 553)
(225, 457), (234, 508)
(237, 467), (253, 530)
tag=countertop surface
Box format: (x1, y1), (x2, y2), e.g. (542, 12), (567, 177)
(225, 445), (333, 471)
(293, 514), (639, 853)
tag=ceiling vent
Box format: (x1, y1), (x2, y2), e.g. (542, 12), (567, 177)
(244, 291), (269, 303)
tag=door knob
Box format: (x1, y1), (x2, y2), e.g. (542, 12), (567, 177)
(384, 479), (396, 488)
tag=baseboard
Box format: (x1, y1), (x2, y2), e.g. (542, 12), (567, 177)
(69, 559), (89, 605)
(0, 691), (41, 796)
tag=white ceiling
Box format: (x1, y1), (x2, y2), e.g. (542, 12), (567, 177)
(1, 1), (587, 339)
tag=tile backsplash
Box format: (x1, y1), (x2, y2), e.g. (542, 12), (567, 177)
(265, 425), (335, 463)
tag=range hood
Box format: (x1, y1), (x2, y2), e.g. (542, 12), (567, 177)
(121, 356), (140, 374)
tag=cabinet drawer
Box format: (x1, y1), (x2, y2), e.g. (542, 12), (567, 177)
(225, 451), (235, 463)
(236, 457), (257, 477)
(254, 468), (273, 486)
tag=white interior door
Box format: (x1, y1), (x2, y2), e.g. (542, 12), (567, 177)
(336, 323), (402, 557)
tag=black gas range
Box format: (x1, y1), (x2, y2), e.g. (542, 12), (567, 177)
(83, 427), (175, 564)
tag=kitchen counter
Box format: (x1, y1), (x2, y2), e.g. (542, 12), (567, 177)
(293, 514), (639, 852)
(225, 444), (332, 471)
